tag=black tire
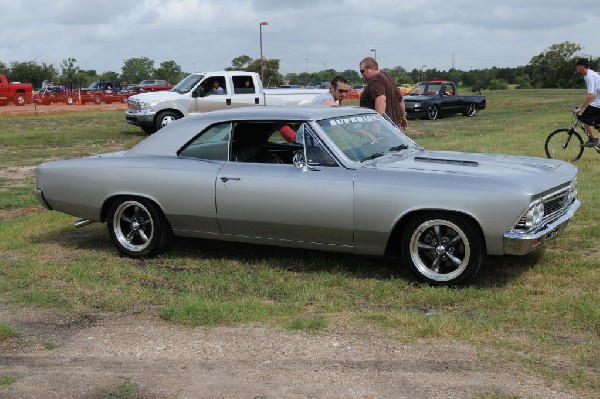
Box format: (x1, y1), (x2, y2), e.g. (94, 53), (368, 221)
(544, 129), (584, 162)
(13, 92), (26, 106)
(66, 96), (74, 105)
(463, 103), (476, 117)
(400, 213), (485, 286)
(425, 105), (439, 120)
(153, 110), (181, 132)
(107, 197), (173, 258)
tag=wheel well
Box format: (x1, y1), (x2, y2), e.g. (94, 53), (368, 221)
(384, 209), (486, 257)
(155, 109), (184, 120)
(100, 194), (167, 223)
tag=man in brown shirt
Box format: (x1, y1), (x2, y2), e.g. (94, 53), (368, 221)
(359, 57), (408, 131)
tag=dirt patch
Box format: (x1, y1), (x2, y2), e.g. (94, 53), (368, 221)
(0, 102), (127, 116)
(0, 301), (579, 399)
(0, 206), (43, 223)
(0, 166), (36, 181)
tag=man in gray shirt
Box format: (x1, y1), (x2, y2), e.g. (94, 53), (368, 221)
(311, 76), (350, 105)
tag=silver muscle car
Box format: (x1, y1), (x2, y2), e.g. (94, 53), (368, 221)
(35, 106), (580, 285)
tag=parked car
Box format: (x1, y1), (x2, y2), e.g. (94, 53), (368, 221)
(404, 81), (486, 120)
(128, 79), (174, 93)
(346, 85), (366, 100)
(78, 81), (131, 104)
(306, 81), (331, 89)
(398, 83), (416, 96)
(36, 106), (580, 285)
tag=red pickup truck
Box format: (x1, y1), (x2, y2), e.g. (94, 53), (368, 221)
(0, 74), (33, 106)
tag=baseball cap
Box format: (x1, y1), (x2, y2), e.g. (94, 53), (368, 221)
(575, 58), (590, 68)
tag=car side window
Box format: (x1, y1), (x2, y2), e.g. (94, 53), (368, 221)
(178, 123), (231, 160)
(300, 124), (338, 167)
(232, 75), (256, 94)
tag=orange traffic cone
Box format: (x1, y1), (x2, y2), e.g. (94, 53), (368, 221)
(78, 91), (83, 105)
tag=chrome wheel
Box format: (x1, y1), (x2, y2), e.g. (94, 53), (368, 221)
(401, 213), (484, 285)
(426, 105), (438, 120)
(464, 103), (476, 117)
(111, 200), (154, 253)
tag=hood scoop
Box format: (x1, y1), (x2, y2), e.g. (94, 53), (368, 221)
(414, 156), (479, 167)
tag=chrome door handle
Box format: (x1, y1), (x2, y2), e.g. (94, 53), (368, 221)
(220, 177), (241, 182)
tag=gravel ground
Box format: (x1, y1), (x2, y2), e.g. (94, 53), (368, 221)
(0, 301), (580, 399)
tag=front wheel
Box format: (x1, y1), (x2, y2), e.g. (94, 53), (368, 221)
(544, 129), (584, 162)
(107, 197), (173, 258)
(425, 105), (439, 120)
(153, 111), (181, 132)
(400, 213), (485, 286)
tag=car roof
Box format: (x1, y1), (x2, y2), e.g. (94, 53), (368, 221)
(128, 106), (377, 156)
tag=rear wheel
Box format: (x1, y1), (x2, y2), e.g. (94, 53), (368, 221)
(13, 92), (26, 106)
(66, 96), (74, 105)
(94, 95), (102, 105)
(400, 213), (484, 286)
(463, 103), (476, 117)
(545, 129), (584, 162)
(107, 197), (173, 258)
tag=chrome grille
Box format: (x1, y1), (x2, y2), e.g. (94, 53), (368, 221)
(516, 186), (573, 230)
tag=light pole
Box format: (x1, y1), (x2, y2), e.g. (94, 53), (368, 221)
(259, 22), (268, 85)
(370, 48), (377, 61)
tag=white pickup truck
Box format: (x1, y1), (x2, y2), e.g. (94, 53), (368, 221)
(125, 71), (326, 133)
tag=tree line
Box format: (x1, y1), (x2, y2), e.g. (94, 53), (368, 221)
(0, 42), (596, 91)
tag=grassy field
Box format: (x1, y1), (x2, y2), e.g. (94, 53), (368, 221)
(0, 91), (599, 397)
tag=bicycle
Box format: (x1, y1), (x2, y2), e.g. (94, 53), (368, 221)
(545, 112), (600, 161)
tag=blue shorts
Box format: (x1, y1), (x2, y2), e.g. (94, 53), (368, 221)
(579, 105), (600, 127)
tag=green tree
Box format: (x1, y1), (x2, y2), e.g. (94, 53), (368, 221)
(0, 61), (8, 76)
(100, 71), (119, 83)
(155, 60), (183, 84)
(226, 55), (253, 71)
(121, 57), (155, 84)
(60, 57), (80, 82)
(9, 60), (57, 87)
(528, 41), (582, 88)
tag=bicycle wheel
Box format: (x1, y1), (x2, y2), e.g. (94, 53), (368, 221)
(544, 129), (584, 162)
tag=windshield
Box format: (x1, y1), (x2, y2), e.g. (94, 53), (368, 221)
(316, 113), (418, 162)
(410, 83), (441, 95)
(172, 74), (204, 94)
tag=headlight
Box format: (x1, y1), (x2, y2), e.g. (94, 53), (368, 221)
(522, 201), (545, 230)
(413, 102), (421, 108)
(568, 178), (578, 204)
(139, 102), (151, 110)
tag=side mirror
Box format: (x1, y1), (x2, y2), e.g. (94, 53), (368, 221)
(292, 151), (306, 168)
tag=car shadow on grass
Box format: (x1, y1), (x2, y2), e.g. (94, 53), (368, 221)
(36, 223), (543, 287)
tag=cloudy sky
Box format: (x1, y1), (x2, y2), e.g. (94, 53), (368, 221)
(1, 0), (598, 76)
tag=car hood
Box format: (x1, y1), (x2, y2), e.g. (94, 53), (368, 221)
(368, 149), (577, 192)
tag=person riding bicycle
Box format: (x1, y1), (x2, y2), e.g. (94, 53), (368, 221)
(574, 58), (600, 147)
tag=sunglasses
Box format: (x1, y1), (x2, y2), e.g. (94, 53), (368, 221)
(337, 89), (349, 94)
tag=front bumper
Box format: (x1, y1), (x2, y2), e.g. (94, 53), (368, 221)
(503, 199), (581, 255)
(125, 110), (156, 128)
